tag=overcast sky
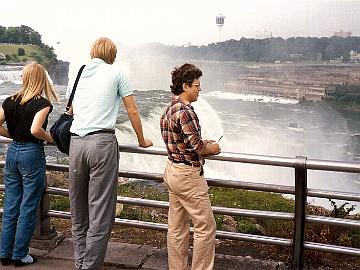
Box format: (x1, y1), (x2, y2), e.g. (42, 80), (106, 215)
(1, 0), (359, 61)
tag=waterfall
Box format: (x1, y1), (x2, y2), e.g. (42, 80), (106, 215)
(115, 96), (235, 180)
(0, 70), (22, 84)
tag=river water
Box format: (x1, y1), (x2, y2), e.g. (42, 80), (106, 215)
(1, 62), (360, 210)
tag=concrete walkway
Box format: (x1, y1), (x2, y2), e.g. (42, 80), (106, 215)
(1, 238), (286, 270)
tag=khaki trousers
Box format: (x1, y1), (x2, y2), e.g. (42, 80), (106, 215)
(163, 161), (216, 270)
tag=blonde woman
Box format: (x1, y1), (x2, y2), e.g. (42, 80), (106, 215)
(0, 62), (57, 266)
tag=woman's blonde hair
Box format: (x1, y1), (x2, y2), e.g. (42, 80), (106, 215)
(13, 62), (58, 105)
(90, 37), (117, 64)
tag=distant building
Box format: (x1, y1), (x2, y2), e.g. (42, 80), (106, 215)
(333, 30), (352, 38)
(330, 56), (343, 64)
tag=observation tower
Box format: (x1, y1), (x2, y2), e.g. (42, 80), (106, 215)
(216, 14), (225, 42)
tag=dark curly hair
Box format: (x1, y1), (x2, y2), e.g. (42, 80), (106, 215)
(170, 63), (202, 95)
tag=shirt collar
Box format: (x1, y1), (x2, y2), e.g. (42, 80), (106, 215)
(91, 58), (106, 64)
(173, 96), (193, 109)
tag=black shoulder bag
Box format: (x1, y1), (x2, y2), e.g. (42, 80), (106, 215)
(50, 65), (85, 155)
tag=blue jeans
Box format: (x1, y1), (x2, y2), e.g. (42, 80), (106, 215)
(1, 141), (45, 260)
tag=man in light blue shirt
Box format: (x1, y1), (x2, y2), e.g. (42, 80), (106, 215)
(69, 58), (133, 137)
(68, 37), (152, 270)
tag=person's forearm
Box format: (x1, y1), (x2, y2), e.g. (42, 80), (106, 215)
(31, 128), (53, 143)
(127, 110), (146, 146)
(0, 127), (11, 138)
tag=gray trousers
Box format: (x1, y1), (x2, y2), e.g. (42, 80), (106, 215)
(69, 133), (119, 270)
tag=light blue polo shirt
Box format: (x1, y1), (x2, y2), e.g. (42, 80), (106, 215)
(68, 58), (133, 137)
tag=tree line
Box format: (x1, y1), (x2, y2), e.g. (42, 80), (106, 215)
(0, 25), (43, 46)
(0, 25), (57, 67)
(127, 36), (360, 63)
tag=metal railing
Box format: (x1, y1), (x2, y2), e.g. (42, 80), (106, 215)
(0, 139), (360, 270)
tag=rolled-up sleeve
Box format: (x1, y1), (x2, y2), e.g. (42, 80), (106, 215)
(179, 109), (206, 154)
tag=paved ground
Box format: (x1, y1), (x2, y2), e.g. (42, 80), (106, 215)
(1, 238), (286, 269)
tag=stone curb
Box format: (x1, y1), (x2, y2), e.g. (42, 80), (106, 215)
(28, 238), (288, 270)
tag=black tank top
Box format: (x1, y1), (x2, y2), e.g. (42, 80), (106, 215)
(2, 95), (53, 143)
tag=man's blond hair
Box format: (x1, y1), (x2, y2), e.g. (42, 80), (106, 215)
(90, 37), (117, 64)
(13, 62), (58, 105)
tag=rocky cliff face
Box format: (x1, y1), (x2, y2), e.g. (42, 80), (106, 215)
(52, 60), (69, 85)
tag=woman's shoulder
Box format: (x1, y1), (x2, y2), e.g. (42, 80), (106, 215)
(2, 95), (17, 108)
(38, 96), (51, 104)
(27, 97), (53, 115)
(3, 96), (12, 104)
(28, 96), (52, 110)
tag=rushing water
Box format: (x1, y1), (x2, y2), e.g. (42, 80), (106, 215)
(1, 63), (360, 210)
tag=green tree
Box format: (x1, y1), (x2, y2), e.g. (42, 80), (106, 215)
(0, 25), (6, 43)
(6, 27), (21, 43)
(28, 30), (42, 46)
(18, 25), (34, 44)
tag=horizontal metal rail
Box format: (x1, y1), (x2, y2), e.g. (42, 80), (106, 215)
(117, 144), (360, 173)
(306, 215), (360, 229)
(38, 162), (360, 202)
(306, 158), (360, 173)
(1, 181), (360, 229)
(5, 186), (358, 229)
(1, 139), (359, 172)
(45, 209), (291, 247)
(304, 242), (360, 257)
(22, 186), (295, 221)
(307, 189), (360, 202)
(2, 161), (360, 202)
(117, 196), (295, 221)
(3, 160), (359, 202)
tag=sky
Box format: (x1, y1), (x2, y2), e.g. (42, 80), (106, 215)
(1, 0), (360, 61)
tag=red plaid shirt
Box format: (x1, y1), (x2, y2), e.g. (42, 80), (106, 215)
(160, 97), (206, 167)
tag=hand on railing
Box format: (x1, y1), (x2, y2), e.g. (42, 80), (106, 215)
(139, 138), (153, 148)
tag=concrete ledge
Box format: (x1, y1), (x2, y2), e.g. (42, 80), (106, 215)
(104, 242), (157, 268)
(30, 232), (65, 251)
(43, 238), (75, 260)
(26, 238), (288, 269)
(142, 247), (168, 270)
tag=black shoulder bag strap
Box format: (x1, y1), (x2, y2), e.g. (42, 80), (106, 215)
(65, 65), (86, 111)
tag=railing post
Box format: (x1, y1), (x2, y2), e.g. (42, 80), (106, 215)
(292, 156), (307, 270)
(32, 174), (64, 250)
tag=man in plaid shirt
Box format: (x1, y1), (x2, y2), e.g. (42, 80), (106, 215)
(160, 63), (221, 270)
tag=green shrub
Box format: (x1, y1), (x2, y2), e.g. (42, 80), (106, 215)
(50, 195), (70, 211)
(120, 205), (152, 222)
(214, 215), (225, 230)
(305, 199), (359, 248)
(237, 218), (259, 234)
